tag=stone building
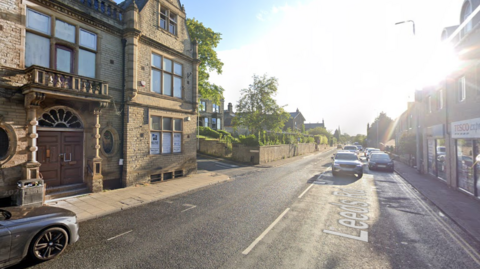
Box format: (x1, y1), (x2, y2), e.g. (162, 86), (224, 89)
(283, 109), (306, 132)
(0, 0), (199, 204)
(304, 120), (326, 132)
(198, 98), (223, 131)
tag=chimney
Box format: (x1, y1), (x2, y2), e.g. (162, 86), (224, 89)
(228, 102), (233, 113)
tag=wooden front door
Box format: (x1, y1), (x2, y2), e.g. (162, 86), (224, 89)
(38, 131), (84, 187)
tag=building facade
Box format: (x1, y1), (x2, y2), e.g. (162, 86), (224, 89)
(284, 109), (306, 132)
(0, 0), (199, 204)
(410, 0), (480, 199)
(198, 98), (224, 131)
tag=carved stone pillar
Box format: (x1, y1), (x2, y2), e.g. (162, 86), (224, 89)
(23, 92), (45, 182)
(87, 102), (108, 193)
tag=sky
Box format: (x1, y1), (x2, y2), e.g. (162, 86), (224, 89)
(118, 0), (464, 135)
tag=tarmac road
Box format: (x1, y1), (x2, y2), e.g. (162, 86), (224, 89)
(12, 150), (480, 268)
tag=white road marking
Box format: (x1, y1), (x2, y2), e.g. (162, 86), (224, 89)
(242, 208), (290, 255)
(215, 162), (239, 168)
(298, 184), (314, 198)
(107, 230), (133, 241)
(181, 204), (197, 212)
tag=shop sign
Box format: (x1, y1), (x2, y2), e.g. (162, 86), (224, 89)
(426, 124), (444, 138)
(452, 118), (480, 138)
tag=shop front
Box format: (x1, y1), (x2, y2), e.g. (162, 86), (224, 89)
(426, 124), (446, 181)
(452, 118), (480, 197)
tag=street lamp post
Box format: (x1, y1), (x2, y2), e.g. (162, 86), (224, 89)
(395, 20), (422, 172)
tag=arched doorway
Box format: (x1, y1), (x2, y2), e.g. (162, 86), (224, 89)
(37, 107), (84, 188)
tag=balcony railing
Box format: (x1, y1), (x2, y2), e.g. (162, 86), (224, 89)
(78, 0), (123, 21)
(26, 66), (108, 96)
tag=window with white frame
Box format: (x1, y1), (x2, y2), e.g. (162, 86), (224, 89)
(150, 116), (183, 154)
(200, 101), (206, 111)
(461, 1), (473, 37)
(437, 89), (444, 110)
(204, 117), (209, 127)
(217, 118), (222, 129)
(159, 7), (177, 35)
(428, 96), (432, 113)
(25, 8), (97, 78)
(212, 104), (219, 113)
(458, 76), (466, 102)
(151, 53), (183, 98)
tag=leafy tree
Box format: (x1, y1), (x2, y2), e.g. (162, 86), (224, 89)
(187, 18), (224, 104)
(352, 134), (366, 145)
(367, 112), (393, 147)
(233, 74), (290, 134)
(398, 132), (416, 156)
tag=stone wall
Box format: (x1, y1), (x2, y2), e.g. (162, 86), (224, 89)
(227, 143), (318, 165)
(198, 138), (231, 157)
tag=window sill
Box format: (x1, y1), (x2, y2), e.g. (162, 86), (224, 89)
(141, 91), (183, 101)
(157, 27), (178, 39)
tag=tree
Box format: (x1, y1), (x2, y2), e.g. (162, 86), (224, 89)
(233, 74), (290, 134)
(367, 112), (393, 147)
(187, 18), (224, 104)
(352, 134), (366, 145)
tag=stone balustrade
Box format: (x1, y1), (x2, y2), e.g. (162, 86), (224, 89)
(78, 0), (123, 21)
(26, 66), (109, 96)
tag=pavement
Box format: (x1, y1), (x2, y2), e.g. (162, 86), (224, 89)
(394, 160), (480, 244)
(46, 147), (337, 223)
(46, 171), (230, 222)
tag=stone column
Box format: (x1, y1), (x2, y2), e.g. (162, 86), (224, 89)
(87, 102), (108, 193)
(23, 92), (45, 181)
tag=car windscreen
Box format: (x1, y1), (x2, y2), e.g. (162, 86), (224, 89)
(344, 146), (357, 150)
(370, 154), (391, 161)
(335, 153), (358, 160)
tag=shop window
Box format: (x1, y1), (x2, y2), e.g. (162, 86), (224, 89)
(0, 127), (8, 160)
(457, 139), (474, 194)
(150, 116), (183, 154)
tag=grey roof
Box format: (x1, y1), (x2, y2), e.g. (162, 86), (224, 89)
(118, 0), (149, 11)
(289, 112), (299, 119)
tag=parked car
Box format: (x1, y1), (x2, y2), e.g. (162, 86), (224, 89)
(337, 144), (343, 149)
(0, 206), (79, 268)
(331, 151), (363, 178)
(343, 145), (359, 155)
(368, 152), (394, 172)
(366, 148), (381, 160)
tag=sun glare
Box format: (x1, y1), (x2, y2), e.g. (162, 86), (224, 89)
(420, 42), (459, 87)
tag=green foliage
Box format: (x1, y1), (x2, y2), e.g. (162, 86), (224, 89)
(233, 74), (290, 134)
(368, 112), (394, 146)
(238, 134), (260, 146)
(398, 132), (416, 155)
(186, 18), (224, 104)
(198, 126), (221, 139)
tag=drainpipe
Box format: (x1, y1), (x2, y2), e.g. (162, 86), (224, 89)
(120, 38), (126, 185)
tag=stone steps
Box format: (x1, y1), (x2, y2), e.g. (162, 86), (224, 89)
(45, 183), (89, 201)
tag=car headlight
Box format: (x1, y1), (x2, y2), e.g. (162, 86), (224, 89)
(333, 163), (340, 167)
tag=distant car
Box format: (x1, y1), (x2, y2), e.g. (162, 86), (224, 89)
(337, 145), (343, 149)
(0, 206), (79, 268)
(331, 151), (363, 178)
(368, 152), (394, 172)
(356, 145), (363, 152)
(343, 145), (359, 155)
(366, 148), (381, 160)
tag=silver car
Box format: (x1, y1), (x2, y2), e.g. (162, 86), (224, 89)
(0, 206), (79, 268)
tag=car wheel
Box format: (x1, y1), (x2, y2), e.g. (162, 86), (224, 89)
(30, 227), (69, 261)
(356, 173), (363, 179)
